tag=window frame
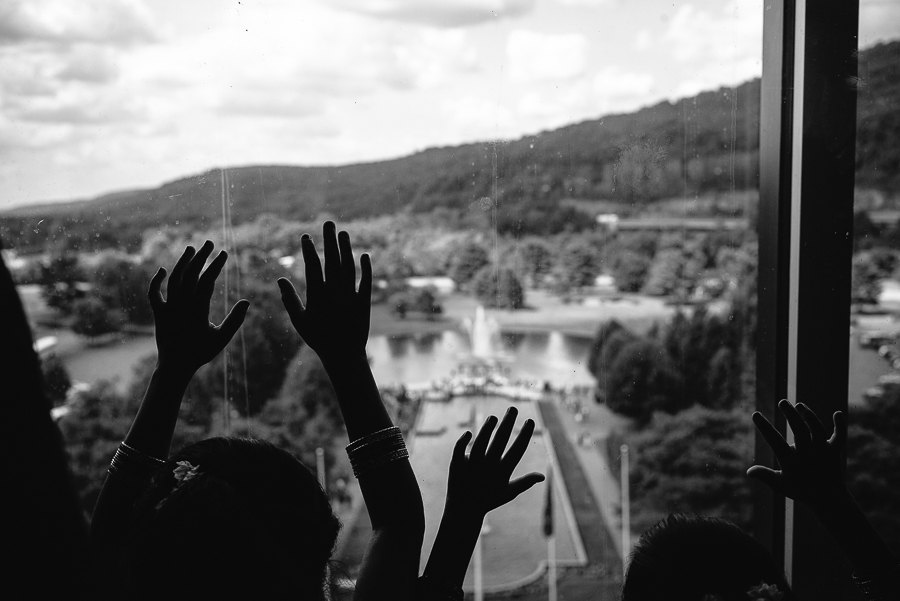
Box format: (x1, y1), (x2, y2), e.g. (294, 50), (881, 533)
(756, 0), (859, 598)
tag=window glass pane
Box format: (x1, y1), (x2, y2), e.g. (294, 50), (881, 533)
(847, 4), (900, 559)
(0, 0), (792, 596)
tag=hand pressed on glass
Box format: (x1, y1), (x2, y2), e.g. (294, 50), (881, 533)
(747, 399), (847, 509)
(446, 406), (545, 518)
(277, 221), (372, 362)
(148, 240), (249, 376)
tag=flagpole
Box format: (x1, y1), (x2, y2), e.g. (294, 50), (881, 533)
(547, 534), (557, 601)
(544, 465), (557, 601)
(620, 444), (631, 576)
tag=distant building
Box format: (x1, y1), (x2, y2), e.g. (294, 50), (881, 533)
(405, 276), (456, 294)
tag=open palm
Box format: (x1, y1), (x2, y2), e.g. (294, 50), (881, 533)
(446, 407), (545, 517)
(149, 240), (249, 376)
(277, 221), (372, 362)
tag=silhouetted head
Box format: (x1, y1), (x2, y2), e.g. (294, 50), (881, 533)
(124, 437), (340, 599)
(622, 514), (792, 601)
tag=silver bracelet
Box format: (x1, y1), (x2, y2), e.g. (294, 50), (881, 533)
(346, 427), (409, 478)
(108, 442), (167, 487)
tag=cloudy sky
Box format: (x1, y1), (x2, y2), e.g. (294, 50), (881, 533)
(1, 0), (898, 209)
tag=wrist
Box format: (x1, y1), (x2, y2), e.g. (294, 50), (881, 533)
(320, 350), (370, 372)
(153, 362), (196, 386)
(809, 486), (856, 522)
(442, 499), (486, 527)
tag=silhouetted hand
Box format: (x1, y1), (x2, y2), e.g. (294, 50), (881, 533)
(446, 407), (545, 519)
(277, 221), (372, 362)
(148, 240), (249, 376)
(747, 399), (848, 511)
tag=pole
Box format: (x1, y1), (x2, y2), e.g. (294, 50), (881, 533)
(316, 447), (326, 491)
(544, 465), (557, 601)
(620, 444), (631, 576)
(548, 533), (557, 601)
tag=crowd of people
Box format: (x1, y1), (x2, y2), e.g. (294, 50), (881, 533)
(3, 222), (898, 599)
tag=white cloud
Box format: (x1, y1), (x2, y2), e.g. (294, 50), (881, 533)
(440, 95), (518, 141)
(593, 67), (654, 99)
(634, 29), (652, 51)
(0, 0), (158, 46)
(859, 0), (900, 47)
(323, 0), (534, 27)
(659, 0), (762, 95)
(507, 30), (587, 83)
(551, 0), (613, 6)
(57, 45), (119, 83)
(517, 66), (656, 130)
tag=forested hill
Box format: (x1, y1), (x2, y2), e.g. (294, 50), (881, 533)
(2, 40), (898, 252)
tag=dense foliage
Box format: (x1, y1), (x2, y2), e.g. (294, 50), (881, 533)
(628, 407), (754, 534)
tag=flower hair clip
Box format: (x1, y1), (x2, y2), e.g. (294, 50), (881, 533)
(173, 461), (201, 486)
(155, 461), (201, 510)
(701, 582), (783, 601)
(747, 582), (784, 601)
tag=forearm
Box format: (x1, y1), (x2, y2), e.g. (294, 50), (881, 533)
(812, 488), (898, 576)
(322, 353), (392, 440)
(91, 365), (191, 563)
(124, 365), (193, 459)
(424, 507), (484, 588)
(322, 353), (423, 529)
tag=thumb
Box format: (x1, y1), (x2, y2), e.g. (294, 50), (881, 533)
(278, 278), (305, 323)
(217, 299), (250, 345)
(746, 465), (785, 494)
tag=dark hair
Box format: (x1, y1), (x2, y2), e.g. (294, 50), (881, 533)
(124, 437), (340, 599)
(622, 514), (793, 601)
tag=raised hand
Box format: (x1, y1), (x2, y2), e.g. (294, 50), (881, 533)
(277, 221), (372, 362)
(747, 399), (848, 509)
(446, 407), (545, 518)
(148, 240), (249, 376)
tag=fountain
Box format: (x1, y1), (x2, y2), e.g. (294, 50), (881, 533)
(467, 305), (501, 360)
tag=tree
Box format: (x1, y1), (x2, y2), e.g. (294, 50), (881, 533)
(628, 407), (754, 534)
(258, 345), (347, 471)
(611, 249), (652, 293)
(411, 287), (443, 320)
(389, 291), (410, 318)
(847, 386), (900, 555)
(189, 283), (296, 416)
(39, 253), (85, 316)
(472, 266), (525, 310)
(514, 238), (554, 287)
(642, 248), (688, 298)
(588, 320), (638, 401)
(91, 255), (155, 325)
(41, 354), (71, 406)
(606, 338), (684, 424)
(448, 242), (490, 288)
(554, 240), (601, 293)
(71, 297), (121, 341)
(851, 254), (882, 305)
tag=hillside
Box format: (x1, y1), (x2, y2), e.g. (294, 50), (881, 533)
(2, 40), (898, 252)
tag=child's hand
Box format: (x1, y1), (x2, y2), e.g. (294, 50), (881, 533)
(148, 241), (249, 376)
(445, 407), (545, 520)
(277, 221), (372, 362)
(747, 399), (848, 511)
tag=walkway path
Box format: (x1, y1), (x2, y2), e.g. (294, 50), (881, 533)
(550, 398), (631, 560)
(537, 401), (621, 574)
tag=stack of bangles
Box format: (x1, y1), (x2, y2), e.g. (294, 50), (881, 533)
(346, 426), (409, 478)
(108, 441), (167, 488)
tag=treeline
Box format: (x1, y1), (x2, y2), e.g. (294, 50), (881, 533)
(591, 286), (757, 533)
